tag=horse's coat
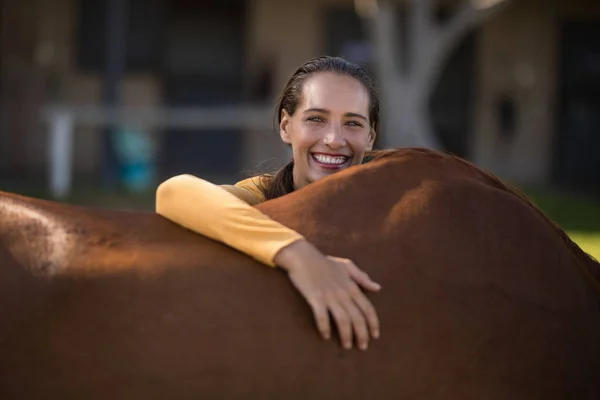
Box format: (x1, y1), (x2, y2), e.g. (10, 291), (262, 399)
(1, 148), (599, 399)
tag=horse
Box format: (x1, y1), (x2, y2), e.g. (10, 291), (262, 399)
(0, 148), (599, 399)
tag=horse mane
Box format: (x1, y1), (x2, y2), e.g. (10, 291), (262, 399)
(369, 148), (600, 286)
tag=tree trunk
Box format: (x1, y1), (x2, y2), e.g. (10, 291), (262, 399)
(362, 0), (511, 150)
(383, 80), (441, 148)
(401, 98), (438, 148)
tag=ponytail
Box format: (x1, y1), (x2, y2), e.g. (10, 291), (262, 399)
(263, 161), (295, 201)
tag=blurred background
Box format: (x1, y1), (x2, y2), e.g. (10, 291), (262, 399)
(0, 0), (598, 258)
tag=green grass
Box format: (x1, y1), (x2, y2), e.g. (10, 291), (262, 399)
(520, 186), (600, 260)
(567, 232), (600, 260)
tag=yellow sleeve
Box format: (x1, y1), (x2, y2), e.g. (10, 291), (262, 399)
(155, 174), (303, 267)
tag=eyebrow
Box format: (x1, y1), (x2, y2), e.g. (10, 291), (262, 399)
(304, 108), (368, 122)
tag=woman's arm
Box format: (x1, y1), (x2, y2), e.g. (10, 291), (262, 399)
(156, 174), (302, 267)
(155, 174), (382, 350)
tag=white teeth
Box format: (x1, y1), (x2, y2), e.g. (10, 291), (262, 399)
(312, 154), (348, 165)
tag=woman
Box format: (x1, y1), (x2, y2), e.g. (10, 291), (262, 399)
(156, 56), (382, 351)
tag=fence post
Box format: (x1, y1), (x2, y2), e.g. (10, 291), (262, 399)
(48, 111), (74, 199)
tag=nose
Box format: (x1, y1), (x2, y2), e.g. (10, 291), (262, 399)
(323, 124), (346, 149)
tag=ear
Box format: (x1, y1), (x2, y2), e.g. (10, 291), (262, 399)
(365, 128), (376, 151)
(279, 109), (292, 144)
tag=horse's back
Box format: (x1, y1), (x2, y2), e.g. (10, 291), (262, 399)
(258, 148), (600, 397)
(1, 148), (599, 399)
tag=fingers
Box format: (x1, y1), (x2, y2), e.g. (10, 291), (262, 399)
(327, 298), (354, 350)
(310, 300), (331, 340)
(328, 287), (372, 351)
(310, 290), (374, 350)
(343, 262), (380, 338)
(341, 294), (370, 350)
(289, 255), (381, 351)
(345, 262), (381, 292)
(350, 287), (380, 339)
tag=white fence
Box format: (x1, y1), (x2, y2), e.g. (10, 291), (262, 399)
(43, 104), (274, 199)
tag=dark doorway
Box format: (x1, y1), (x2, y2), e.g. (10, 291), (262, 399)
(554, 21), (600, 190)
(160, 0), (246, 180)
(428, 31), (477, 159)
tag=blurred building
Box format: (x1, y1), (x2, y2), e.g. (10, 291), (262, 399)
(0, 0), (599, 190)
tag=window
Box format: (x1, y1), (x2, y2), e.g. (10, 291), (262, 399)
(76, 0), (162, 71)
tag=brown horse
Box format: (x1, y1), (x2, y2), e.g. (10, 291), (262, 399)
(1, 148), (599, 399)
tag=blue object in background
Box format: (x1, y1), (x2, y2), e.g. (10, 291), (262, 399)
(112, 127), (156, 192)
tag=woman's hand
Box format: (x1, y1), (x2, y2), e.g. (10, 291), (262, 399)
(274, 239), (381, 351)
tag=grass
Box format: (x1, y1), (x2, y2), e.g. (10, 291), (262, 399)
(567, 232), (600, 260)
(520, 186), (600, 260)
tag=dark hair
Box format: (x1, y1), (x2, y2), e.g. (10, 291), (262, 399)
(262, 56), (380, 201)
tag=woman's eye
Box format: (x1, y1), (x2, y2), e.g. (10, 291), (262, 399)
(307, 116), (324, 123)
(347, 121), (363, 127)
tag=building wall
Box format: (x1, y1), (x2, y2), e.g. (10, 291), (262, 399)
(3, 0), (598, 184)
(241, 0), (358, 173)
(1, 0), (51, 177)
(1, 0), (330, 180)
(242, 0), (324, 173)
(0, 0), (162, 179)
(473, 0), (600, 184)
(47, 0), (162, 178)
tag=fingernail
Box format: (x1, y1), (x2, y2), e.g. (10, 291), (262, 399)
(359, 342), (368, 351)
(373, 330), (380, 339)
(344, 342), (352, 350)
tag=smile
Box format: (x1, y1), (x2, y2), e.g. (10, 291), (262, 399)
(311, 153), (351, 168)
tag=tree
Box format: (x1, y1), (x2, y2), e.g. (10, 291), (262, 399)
(356, 0), (511, 149)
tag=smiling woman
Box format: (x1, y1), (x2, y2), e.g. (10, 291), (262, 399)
(264, 56), (380, 199)
(156, 56), (382, 351)
(278, 71), (376, 188)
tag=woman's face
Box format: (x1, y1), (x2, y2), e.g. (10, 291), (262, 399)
(279, 72), (376, 190)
